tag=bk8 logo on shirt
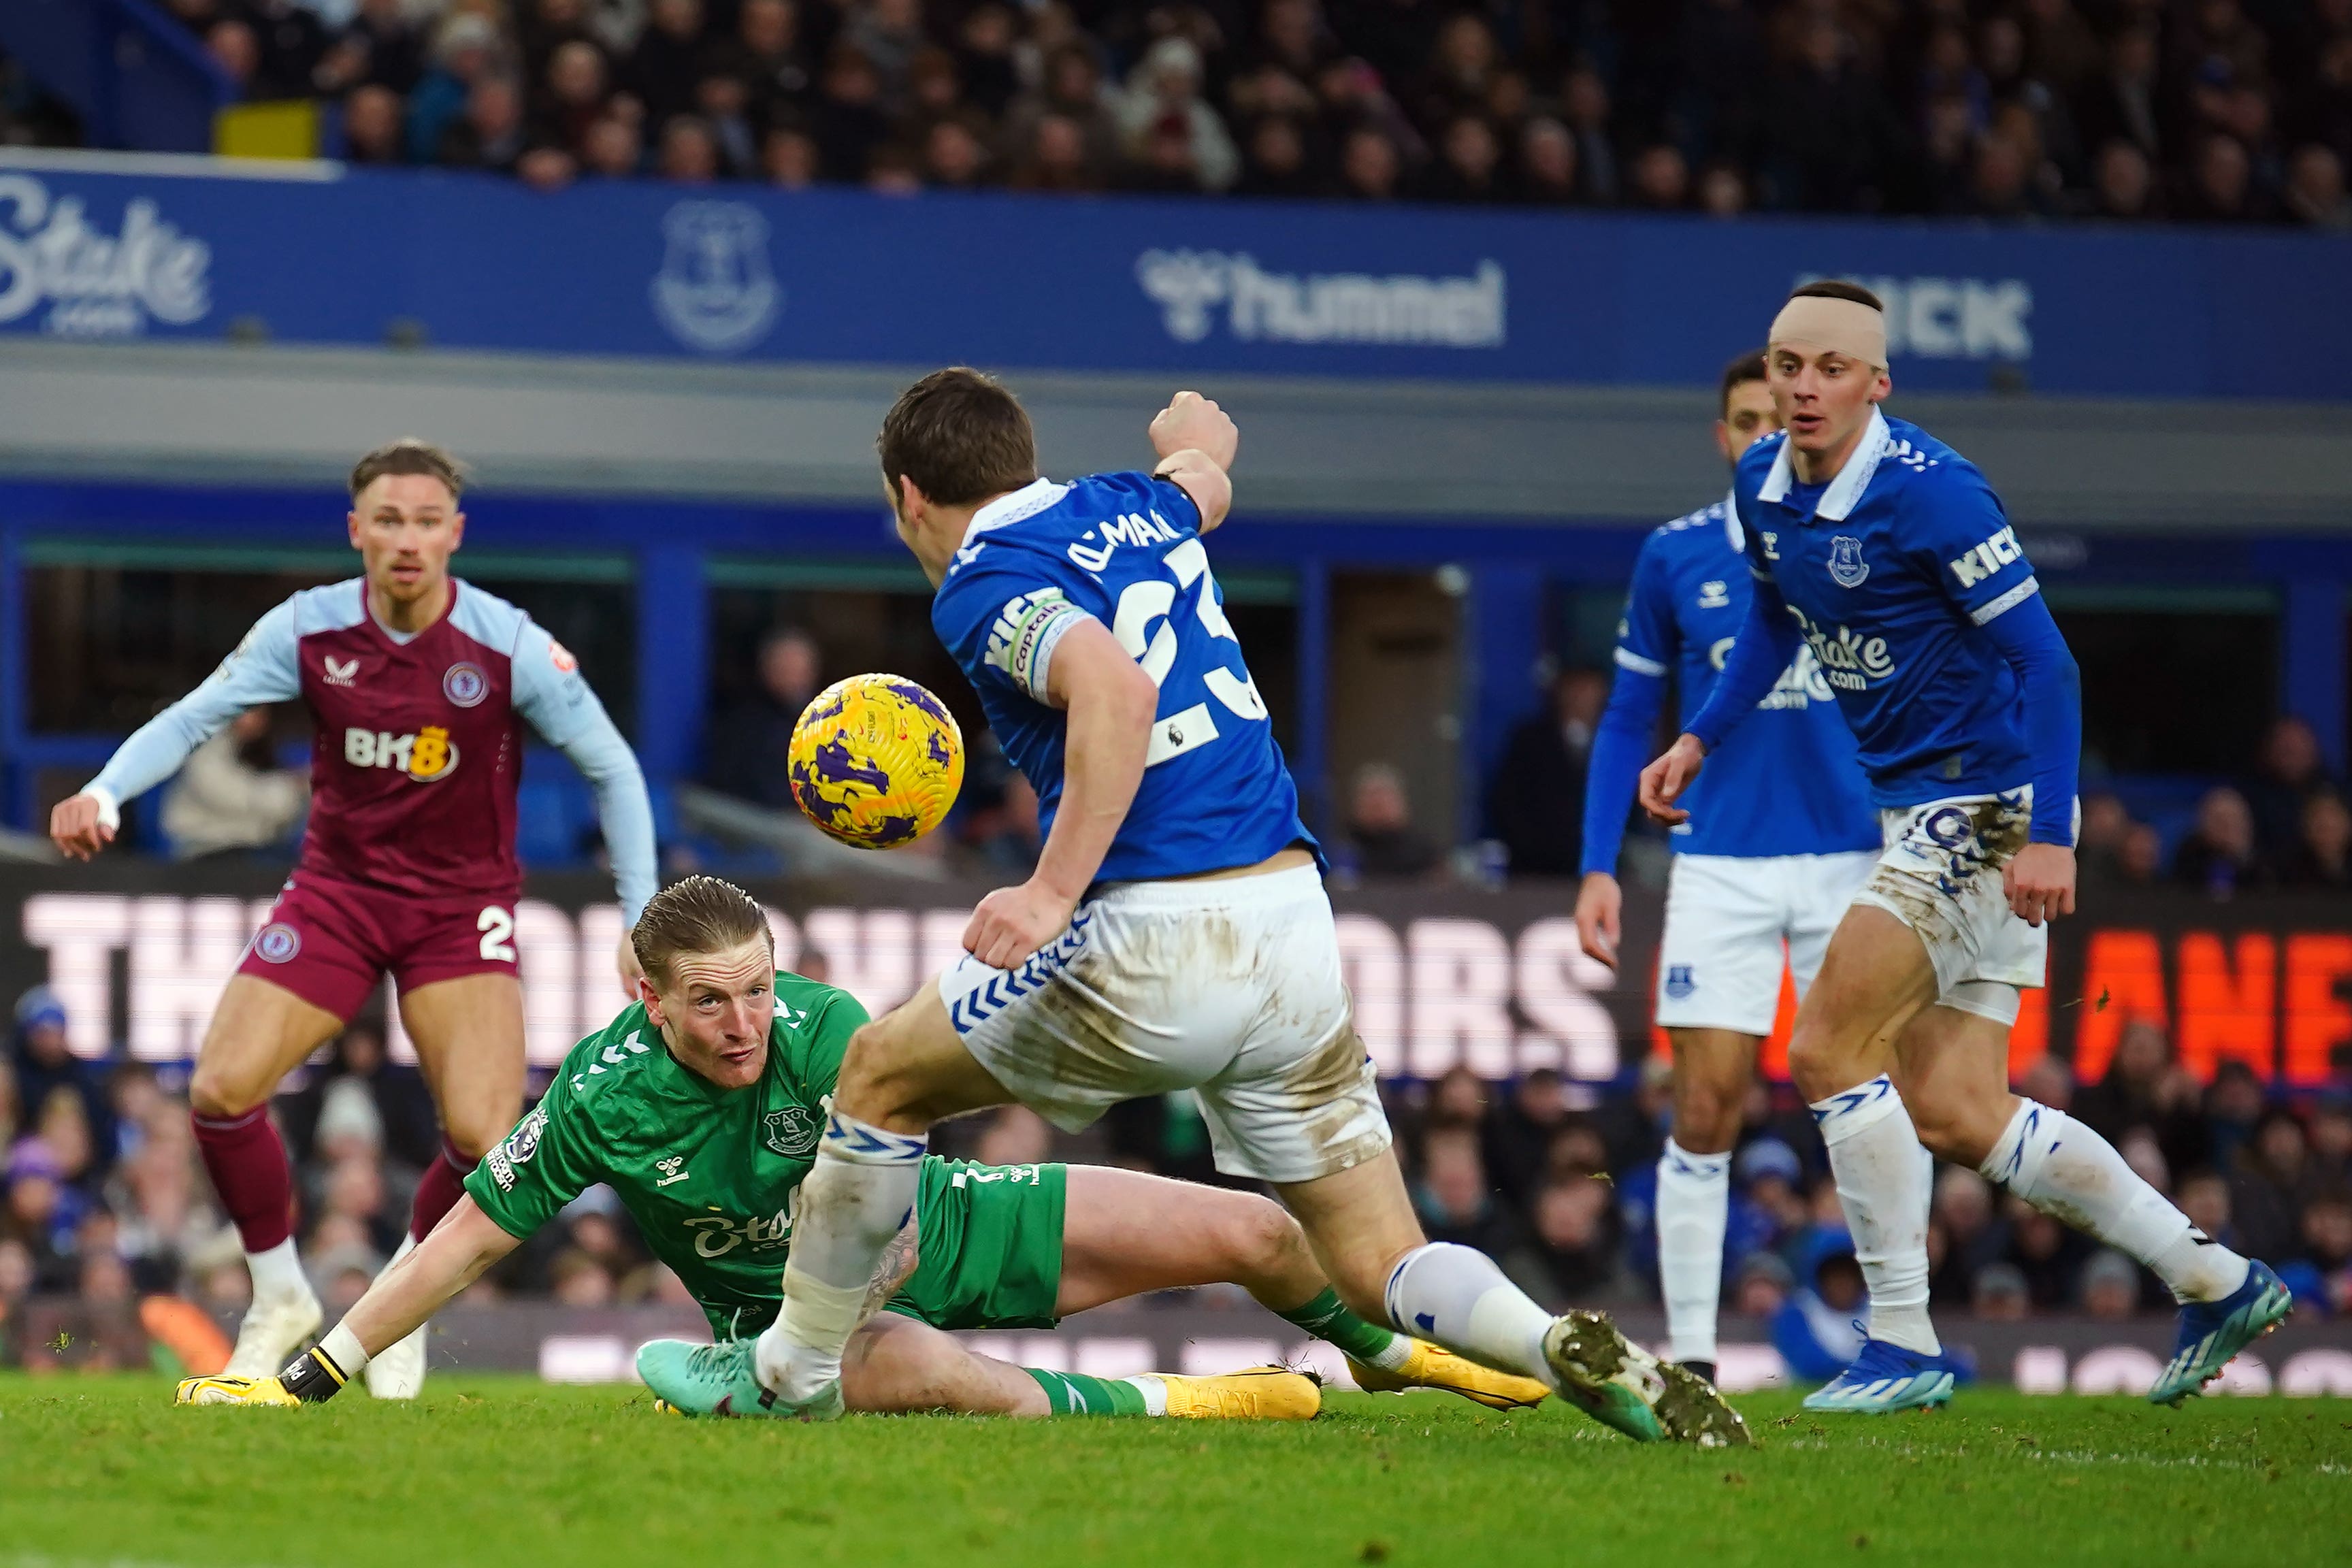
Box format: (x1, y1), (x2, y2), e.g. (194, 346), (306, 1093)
(344, 725), (461, 781)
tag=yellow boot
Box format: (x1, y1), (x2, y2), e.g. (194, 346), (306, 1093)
(1156, 1365), (1322, 1420)
(1349, 1339), (1551, 1411)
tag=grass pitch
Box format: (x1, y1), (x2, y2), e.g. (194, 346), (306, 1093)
(3, 1375), (2346, 1567)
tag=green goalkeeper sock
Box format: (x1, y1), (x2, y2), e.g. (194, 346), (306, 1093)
(1024, 1368), (1152, 1416)
(1275, 1287), (1412, 1371)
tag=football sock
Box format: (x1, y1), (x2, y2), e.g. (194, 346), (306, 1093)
(191, 1105), (299, 1266)
(1981, 1099), (2251, 1304)
(1024, 1368), (1154, 1416)
(759, 1109), (926, 1402)
(1810, 1075), (1940, 1357)
(408, 1137), (472, 1243)
(1382, 1242), (1558, 1390)
(1656, 1138), (1732, 1366)
(1275, 1286), (1411, 1371)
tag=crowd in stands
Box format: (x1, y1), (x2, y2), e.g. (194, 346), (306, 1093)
(2077, 716), (2352, 896)
(7, 960), (2349, 1370)
(114, 0), (2352, 224)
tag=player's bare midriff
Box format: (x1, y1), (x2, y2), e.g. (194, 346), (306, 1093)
(1164, 844), (1318, 883)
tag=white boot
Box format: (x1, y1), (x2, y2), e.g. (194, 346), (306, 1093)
(364, 1234), (428, 1399)
(224, 1284), (323, 1379)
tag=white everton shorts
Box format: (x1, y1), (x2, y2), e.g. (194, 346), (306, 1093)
(937, 863), (1391, 1185)
(1655, 851), (1878, 1035)
(1850, 787), (2070, 1027)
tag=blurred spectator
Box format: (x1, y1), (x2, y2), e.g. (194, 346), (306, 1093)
(627, 0), (709, 128)
(2174, 132), (2268, 221)
(762, 122), (821, 186)
(1505, 1174), (1622, 1305)
(2074, 1019), (2210, 1177)
(1413, 1130), (1516, 1256)
(1730, 1251), (1793, 1316)
(2172, 785), (2266, 897)
(814, 46), (892, 182)
(2246, 717), (2337, 871)
(2282, 790), (2351, 888)
(657, 113), (723, 180)
(5, 1139), (80, 1289)
(1484, 1068), (1569, 1205)
(1559, 65), (1618, 204)
(2205, 1060), (2268, 1173)
(278, 1024), (440, 1174)
(406, 13), (505, 163)
(11, 989), (114, 1179)
(317, 0), (425, 97)
(2003, 1195), (2090, 1307)
(1929, 1165), (2000, 1305)
(2079, 1247), (2142, 1319)
(2016, 1054), (2075, 1115)
(1516, 118), (1580, 205)
(2283, 144), (2352, 227)
(1629, 143), (1691, 210)
(2090, 137), (2164, 218)
(1972, 1260), (2031, 1319)
(1234, 114), (1318, 198)
(343, 82), (408, 165)
(1771, 1241), (1867, 1379)
(1337, 763), (1438, 881)
(1424, 114), (1506, 203)
(704, 626), (821, 809)
(1115, 37), (1239, 191)
(2231, 1108), (2317, 1263)
(441, 75), (531, 170)
(1488, 667), (1606, 879)
(536, 39), (615, 154)
(208, 19), (264, 99)
(1335, 124), (1402, 201)
(2075, 790), (2134, 881)
(162, 707), (306, 861)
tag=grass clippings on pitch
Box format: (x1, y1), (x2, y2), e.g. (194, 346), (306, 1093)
(1, 1375), (2346, 1567)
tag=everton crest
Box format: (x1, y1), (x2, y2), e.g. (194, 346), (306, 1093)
(1827, 534), (1870, 588)
(763, 1106), (819, 1158)
(651, 201), (781, 355)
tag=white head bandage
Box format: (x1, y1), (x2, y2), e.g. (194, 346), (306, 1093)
(1769, 294), (1887, 370)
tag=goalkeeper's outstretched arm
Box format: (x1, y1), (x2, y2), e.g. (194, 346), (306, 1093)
(275, 1198), (523, 1402)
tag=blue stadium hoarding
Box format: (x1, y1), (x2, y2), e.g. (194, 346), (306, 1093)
(0, 157), (2347, 399)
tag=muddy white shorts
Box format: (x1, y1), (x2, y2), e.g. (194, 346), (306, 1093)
(937, 864), (1392, 1184)
(1655, 851), (1878, 1034)
(1850, 787), (2070, 1024)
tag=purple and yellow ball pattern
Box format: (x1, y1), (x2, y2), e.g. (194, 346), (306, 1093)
(787, 674), (965, 849)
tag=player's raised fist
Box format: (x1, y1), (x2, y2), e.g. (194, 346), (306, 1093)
(49, 792), (116, 862)
(1149, 391), (1239, 468)
(1638, 734), (1708, 826)
(964, 879), (1079, 970)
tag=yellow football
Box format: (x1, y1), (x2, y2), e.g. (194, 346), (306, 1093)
(787, 674), (965, 849)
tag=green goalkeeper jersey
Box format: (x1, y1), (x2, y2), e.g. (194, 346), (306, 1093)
(463, 972), (869, 1331)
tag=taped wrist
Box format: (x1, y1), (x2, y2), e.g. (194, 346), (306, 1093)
(278, 1345), (354, 1404)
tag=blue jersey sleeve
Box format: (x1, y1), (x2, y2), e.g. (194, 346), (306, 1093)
(935, 556), (1101, 707)
(1912, 464), (2039, 628)
(1611, 534), (1677, 681)
(1581, 536), (1677, 875)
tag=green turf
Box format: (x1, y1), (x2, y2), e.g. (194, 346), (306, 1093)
(2, 1375), (2347, 1567)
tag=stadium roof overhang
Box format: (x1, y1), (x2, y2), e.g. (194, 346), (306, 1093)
(2, 338), (2348, 534)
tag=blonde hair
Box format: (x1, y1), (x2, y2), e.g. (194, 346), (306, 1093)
(630, 877), (773, 988)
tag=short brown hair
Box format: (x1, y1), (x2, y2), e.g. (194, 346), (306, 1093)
(350, 438), (466, 502)
(630, 875), (773, 988)
(876, 368), (1037, 507)
(1786, 278), (1885, 313)
(1719, 349), (1767, 416)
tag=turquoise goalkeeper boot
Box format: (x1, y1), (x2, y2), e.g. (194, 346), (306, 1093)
(636, 1338), (844, 1421)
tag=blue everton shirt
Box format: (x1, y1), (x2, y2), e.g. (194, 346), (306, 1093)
(930, 474), (1316, 885)
(1613, 500), (1878, 858)
(1731, 409), (2044, 808)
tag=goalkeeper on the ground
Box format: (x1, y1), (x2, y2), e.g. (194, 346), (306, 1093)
(180, 876), (1547, 1421)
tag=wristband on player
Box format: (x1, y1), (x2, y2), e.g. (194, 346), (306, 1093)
(278, 1345), (354, 1404)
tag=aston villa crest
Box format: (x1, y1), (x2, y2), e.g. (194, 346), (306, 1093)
(763, 1106), (819, 1157)
(1827, 535), (1870, 587)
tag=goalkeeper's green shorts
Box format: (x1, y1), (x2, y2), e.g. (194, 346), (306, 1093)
(697, 1158), (1067, 1341)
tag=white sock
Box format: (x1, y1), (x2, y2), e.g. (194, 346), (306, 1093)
(1656, 1139), (1731, 1366)
(1123, 1375), (1170, 1416)
(318, 1320), (370, 1377)
(1362, 1334), (1414, 1373)
(756, 1109), (926, 1400)
(1382, 1242), (1558, 1390)
(1810, 1076), (1939, 1356)
(1982, 1099), (2251, 1304)
(246, 1237), (308, 1301)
